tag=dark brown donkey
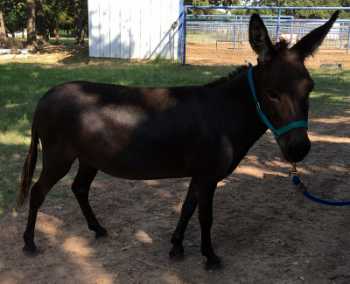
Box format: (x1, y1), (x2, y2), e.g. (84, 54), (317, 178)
(18, 12), (338, 269)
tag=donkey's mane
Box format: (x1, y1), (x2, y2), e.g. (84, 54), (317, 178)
(205, 65), (249, 88)
(274, 38), (290, 52)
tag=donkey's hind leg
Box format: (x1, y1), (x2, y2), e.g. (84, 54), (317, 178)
(71, 162), (107, 238)
(23, 153), (74, 255)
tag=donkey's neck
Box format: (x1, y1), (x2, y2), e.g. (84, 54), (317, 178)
(209, 68), (267, 155)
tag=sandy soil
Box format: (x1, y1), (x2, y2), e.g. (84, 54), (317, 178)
(187, 42), (350, 69)
(0, 46), (72, 65)
(1, 111), (350, 283)
(1, 43), (349, 69)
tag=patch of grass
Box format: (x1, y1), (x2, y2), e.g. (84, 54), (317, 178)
(310, 69), (350, 116)
(0, 62), (349, 217)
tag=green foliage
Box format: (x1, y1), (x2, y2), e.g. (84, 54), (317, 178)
(36, 0), (75, 37)
(251, 0), (349, 19)
(188, 0), (350, 18)
(208, 0), (240, 5)
(193, 0), (210, 6)
(0, 0), (26, 34)
(191, 0), (240, 6)
(0, 0), (85, 42)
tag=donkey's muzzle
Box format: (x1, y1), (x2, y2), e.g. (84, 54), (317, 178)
(287, 139), (311, 162)
(278, 129), (311, 162)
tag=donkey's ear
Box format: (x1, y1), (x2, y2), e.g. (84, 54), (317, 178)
(291, 11), (339, 59)
(249, 14), (274, 62)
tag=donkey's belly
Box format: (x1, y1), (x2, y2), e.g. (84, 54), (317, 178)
(83, 147), (191, 180)
(75, 125), (194, 179)
(101, 164), (190, 180)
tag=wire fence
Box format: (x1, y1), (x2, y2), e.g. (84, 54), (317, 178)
(187, 14), (350, 51)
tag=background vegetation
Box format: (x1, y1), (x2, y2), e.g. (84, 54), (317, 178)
(187, 0), (350, 18)
(0, 0), (87, 48)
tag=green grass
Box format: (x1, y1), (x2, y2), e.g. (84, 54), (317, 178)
(310, 69), (350, 115)
(0, 62), (349, 217)
(187, 33), (219, 44)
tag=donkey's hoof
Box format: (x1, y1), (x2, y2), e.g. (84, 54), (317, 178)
(205, 255), (222, 271)
(95, 227), (108, 239)
(23, 243), (39, 256)
(169, 244), (184, 261)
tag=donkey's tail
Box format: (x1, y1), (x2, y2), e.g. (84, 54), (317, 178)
(17, 118), (39, 208)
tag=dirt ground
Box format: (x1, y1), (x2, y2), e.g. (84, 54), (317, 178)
(1, 43), (349, 69)
(1, 113), (350, 283)
(187, 42), (350, 69)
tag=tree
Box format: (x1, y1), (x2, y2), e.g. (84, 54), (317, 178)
(209, 0), (240, 5)
(250, 0), (346, 18)
(0, 9), (6, 40)
(26, 0), (36, 45)
(193, 0), (210, 6)
(74, 0), (87, 45)
(0, 0), (26, 37)
(0, 0), (89, 46)
(36, 0), (49, 41)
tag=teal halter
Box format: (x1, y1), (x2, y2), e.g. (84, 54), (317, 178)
(247, 66), (308, 138)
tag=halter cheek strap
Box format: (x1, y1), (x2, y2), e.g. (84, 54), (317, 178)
(247, 66), (308, 138)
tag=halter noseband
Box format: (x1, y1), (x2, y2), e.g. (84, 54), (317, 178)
(247, 66), (308, 138)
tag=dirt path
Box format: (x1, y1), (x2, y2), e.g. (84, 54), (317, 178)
(1, 109), (350, 283)
(187, 42), (350, 69)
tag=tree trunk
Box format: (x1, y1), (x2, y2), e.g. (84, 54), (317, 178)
(0, 10), (7, 41)
(53, 27), (59, 41)
(35, 0), (48, 42)
(74, 0), (87, 45)
(26, 0), (37, 46)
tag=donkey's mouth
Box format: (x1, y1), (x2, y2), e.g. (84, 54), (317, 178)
(278, 130), (311, 163)
(282, 143), (311, 163)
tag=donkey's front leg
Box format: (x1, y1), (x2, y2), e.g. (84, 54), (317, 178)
(197, 179), (221, 270)
(170, 178), (198, 259)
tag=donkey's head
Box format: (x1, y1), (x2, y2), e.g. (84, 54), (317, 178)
(249, 11), (339, 162)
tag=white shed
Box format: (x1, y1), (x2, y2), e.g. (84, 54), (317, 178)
(88, 0), (184, 61)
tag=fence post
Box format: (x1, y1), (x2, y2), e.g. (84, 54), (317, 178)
(290, 17), (294, 43)
(275, 7), (281, 42)
(181, 8), (187, 65)
(232, 19), (236, 49)
(347, 26), (350, 54)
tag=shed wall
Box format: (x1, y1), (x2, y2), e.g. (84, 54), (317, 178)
(88, 0), (183, 60)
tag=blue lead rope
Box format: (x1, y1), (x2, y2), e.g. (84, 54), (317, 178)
(292, 174), (350, 206)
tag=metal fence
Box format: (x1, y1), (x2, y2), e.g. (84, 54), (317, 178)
(187, 14), (350, 50)
(179, 6), (350, 64)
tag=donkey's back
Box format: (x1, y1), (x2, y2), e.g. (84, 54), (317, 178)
(33, 81), (220, 179)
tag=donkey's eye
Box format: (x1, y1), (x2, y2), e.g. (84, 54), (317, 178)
(267, 91), (280, 101)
